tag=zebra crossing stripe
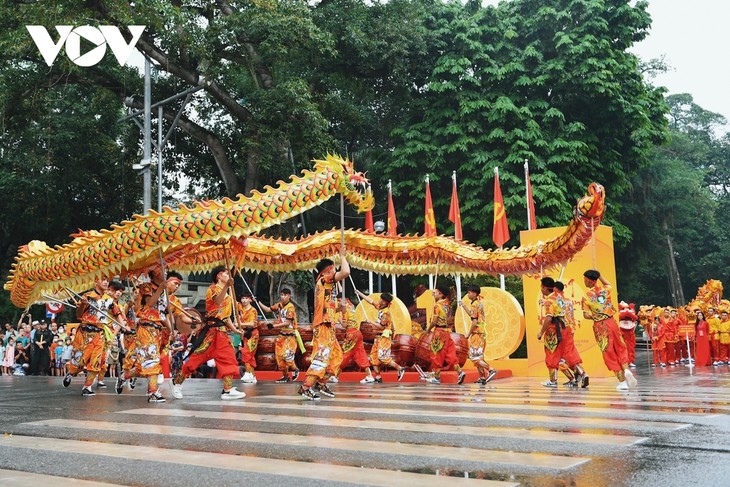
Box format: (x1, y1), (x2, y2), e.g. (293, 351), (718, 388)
(0, 468), (121, 487)
(25, 419), (591, 470)
(252, 395), (709, 420)
(196, 401), (689, 432)
(117, 408), (648, 446)
(0, 435), (518, 487)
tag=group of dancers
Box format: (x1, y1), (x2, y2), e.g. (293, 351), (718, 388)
(537, 270), (638, 391)
(59, 250), (506, 402)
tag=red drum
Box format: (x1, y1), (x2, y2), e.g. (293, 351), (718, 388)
(393, 334), (417, 367)
(257, 321), (279, 337)
(297, 323), (314, 343)
(414, 332), (434, 369)
(255, 352), (278, 371)
(414, 331), (468, 369)
(334, 323), (347, 342)
(176, 307), (203, 336)
(360, 321), (382, 343)
(296, 343), (314, 371)
(451, 332), (468, 367)
(256, 335), (277, 354)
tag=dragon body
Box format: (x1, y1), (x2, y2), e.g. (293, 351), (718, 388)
(6, 156), (606, 309)
(6, 155), (372, 308)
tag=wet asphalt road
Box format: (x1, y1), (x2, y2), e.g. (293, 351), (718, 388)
(1, 349), (729, 487)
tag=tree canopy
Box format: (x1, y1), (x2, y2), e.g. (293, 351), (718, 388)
(3, 0), (728, 317)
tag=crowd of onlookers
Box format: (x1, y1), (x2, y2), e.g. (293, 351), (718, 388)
(1, 314), (74, 376)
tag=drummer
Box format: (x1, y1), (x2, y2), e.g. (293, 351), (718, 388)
(355, 290), (406, 383)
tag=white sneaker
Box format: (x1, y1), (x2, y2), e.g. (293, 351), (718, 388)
(616, 381), (629, 391)
(629, 363), (636, 368)
(328, 376), (339, 383)
(172, 383), (183, 399)
(624, 369), (637, 388)
(541, 380), (558, 388)
(241, 372), (256, 383)
(221, 387), (246, 400)
(360, 376), (375, 384)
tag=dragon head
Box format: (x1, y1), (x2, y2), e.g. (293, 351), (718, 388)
(576, 182), (605, 218)
(313, 154), (374, 213)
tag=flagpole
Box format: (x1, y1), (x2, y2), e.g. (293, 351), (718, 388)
(426, 174), (434, 290)
(495, 167), (506, 290)
(453, 171), (462, 300)
(388, 179), (397, 298)
(524, 159), (531, 230)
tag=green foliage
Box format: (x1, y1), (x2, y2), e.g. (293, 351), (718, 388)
(380, 0), (667, 248)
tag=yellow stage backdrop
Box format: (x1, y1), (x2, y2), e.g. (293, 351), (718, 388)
(521, 225), (618, 378)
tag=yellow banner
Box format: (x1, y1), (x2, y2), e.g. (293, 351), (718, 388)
(521, 225), (618, 378)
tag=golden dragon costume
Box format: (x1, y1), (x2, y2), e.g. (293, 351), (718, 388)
(5, 154), (606, 310)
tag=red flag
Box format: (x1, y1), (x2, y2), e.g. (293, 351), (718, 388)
(364, 210), (374, 233)
(424, 177), (437, 237)
(387, 181), (398, 236)
(492, 168), (510, 247)
(525, 161), (537, 230)
(448, 172), (463, 241)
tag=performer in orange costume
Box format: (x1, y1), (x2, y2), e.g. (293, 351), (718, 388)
(460, 285), (498, 385)
(335, 298), (375, 383)
(425, 287), (466, 385)
(355, 290), (405, 383)
(717, 308), (730, 365)
(64, 277), (128, 396)
(259, 288), (299, 383)
(171, 266), (245, 400)
(237, 292), (259, 384)
(581, 270), (636, 391)
(707, 306), (722, 365)
(298, 255), (348, 400)
(91, 280), (126, 389)
(554, 281), (588, 388)
(115, 284), (169, 402)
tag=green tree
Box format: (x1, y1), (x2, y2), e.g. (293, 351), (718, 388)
(381, 0), (668, 247)
(616, 94), (726, 304)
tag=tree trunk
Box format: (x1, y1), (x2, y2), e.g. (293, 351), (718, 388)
(663, 219), (685, 307)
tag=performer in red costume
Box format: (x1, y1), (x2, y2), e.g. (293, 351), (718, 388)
(171, 266), (245, 400)
(581, 270), (637, 391)
(425, 287), (466, 385)
(618, 301), (638, 367)
(554, 281), (588, 388)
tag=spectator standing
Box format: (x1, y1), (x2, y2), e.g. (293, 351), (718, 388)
(2, 337), (15, 374)
(60, 337), (73, 374)
(53, 339), (64, 376)
(31, 320), (54, 375)
(0, 336), (5, 375)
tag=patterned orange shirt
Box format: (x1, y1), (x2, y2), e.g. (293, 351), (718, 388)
(205, 283), (232, 321)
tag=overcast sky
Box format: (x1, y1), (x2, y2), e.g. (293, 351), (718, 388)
(630, 0), (730, 124)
